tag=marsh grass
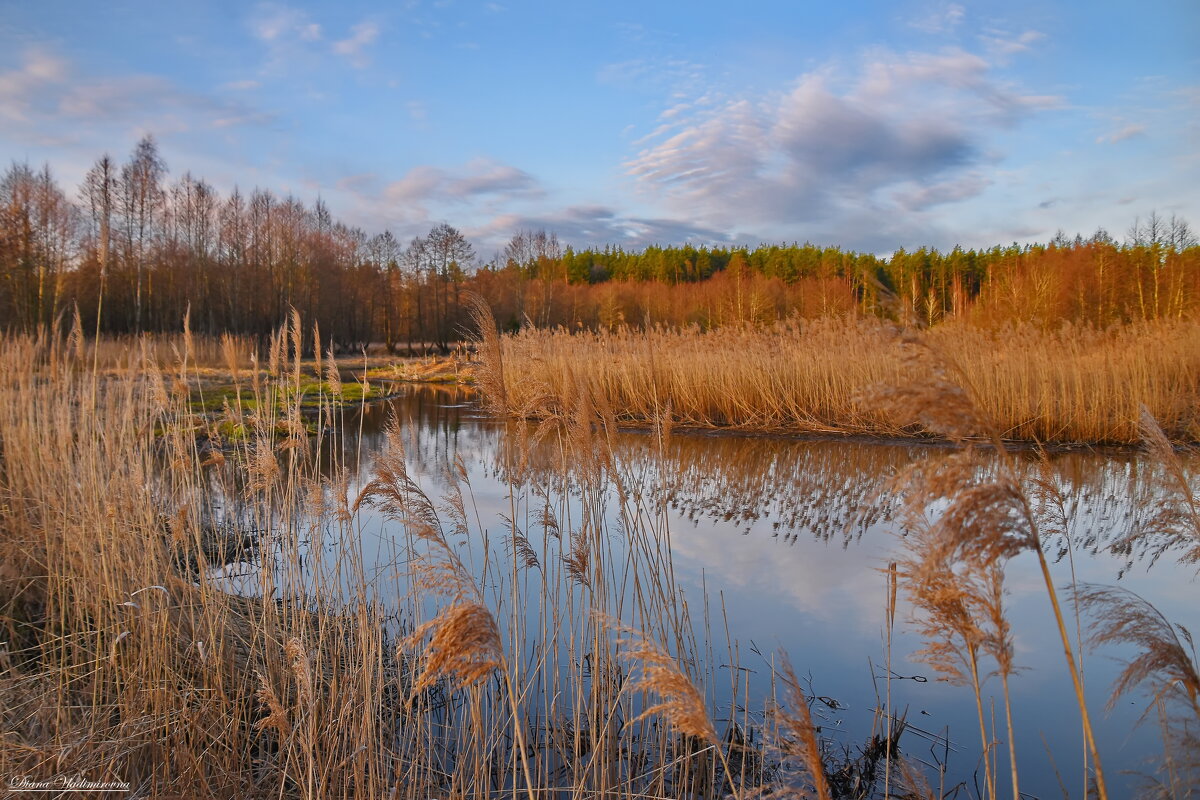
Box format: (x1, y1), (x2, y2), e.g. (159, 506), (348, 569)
(1076, 584), (1200, 797)
(1075, 419), (1200, 797)
(4, 315), (923, 799)
(2, 302), (1196, 799)
(869, 334), (1200, 800)
(487, 316), (1200, 444)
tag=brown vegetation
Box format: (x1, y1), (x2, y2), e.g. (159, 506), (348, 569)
(1, 306), (1196, 799)
(0, 321), (912, 799)
(483, 316), (1200, 445)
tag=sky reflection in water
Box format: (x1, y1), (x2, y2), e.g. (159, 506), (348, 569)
(298, 386), (1196, 798)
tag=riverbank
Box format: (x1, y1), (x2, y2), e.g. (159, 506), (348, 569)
(475, 315), (1200, 445)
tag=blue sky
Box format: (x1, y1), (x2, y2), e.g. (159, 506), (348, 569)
(1, 0), (1196, 256)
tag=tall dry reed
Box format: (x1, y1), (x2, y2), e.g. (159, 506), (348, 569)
(872, 338), (1113, 800)
(485, 316), (1200, 444)
(2, 303), (1192, 800)
(0, 315), (828, 799)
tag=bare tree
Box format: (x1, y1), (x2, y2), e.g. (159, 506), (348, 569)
(424, 223), (475, 350)
(1167, 214), (1197, 250)
(367, 230), (403, 351)
(217, 188), (248, 331)
(119, 136), (167, 333)
(168, 172), (218, 330)
(80, 155), (118, 332)
(504, 228), (561, 325)
(0, 163), (76, 330)
(402, 235), (427, 352)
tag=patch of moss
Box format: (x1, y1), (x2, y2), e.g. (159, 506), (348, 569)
(284, 378), (388, 406)
(215, 420), (251, 441)
(190, 379), (389, 417)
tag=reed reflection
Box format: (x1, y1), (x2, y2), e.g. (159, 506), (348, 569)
(195, 385), (1196, 798)
(319, 387), (1182, 571)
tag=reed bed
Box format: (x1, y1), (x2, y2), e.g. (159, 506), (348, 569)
(0, 319), (861, 799)
(488, 316), (1200, 444)
(1, 308), (1196, 799)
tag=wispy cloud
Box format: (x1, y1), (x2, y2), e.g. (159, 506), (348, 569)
(1097, 123), (1146, 144)
(597, 57), (706, 96)
(894, 172), (993, 211)
(0, 47), (69, 123)
(333, 21), (380, 68)
(0, 46), (275, 143)
(250, 3), (321, 43)
(333, 161), (730, 254)
(980, 29), (1045, 58)
(333, 157), (545, 236)
(471, 206), (732, 252)
(248, 3), (325, 74)
(383, 158), (541, 205)
(248, 7), (381, 71)
(406, 100), (428, 123)
(909, 3), (966, 34)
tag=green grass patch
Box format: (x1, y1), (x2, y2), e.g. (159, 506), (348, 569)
(189, 379), (389, 415)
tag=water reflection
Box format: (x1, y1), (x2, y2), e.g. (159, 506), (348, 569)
(218, 386), (1197, 798)
(338, 389), (1158, 559)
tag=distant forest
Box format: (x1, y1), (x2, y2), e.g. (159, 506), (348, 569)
(2, 136), (1198, 350)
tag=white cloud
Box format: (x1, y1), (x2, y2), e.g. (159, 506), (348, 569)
(625, 45), (1060, 241)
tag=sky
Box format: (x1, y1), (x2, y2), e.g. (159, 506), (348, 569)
(1, 0), (1196, 257)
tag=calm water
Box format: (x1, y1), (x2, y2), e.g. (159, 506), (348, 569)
(218, 385), (1198, 798)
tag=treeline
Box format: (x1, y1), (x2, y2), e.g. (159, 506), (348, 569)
(494, 222), (1200, 329)
(2, 136), (1199, 347)
(0, 138), (476, 349)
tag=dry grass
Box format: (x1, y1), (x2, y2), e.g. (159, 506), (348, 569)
(875, 344), (1200, 800)
(1076, 584), (1200, 797)
(486, 316), (1200, 444)
(772, 657), (833, 800)
(0, 319), (826, 799)
(1, 306), (1195, 799)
